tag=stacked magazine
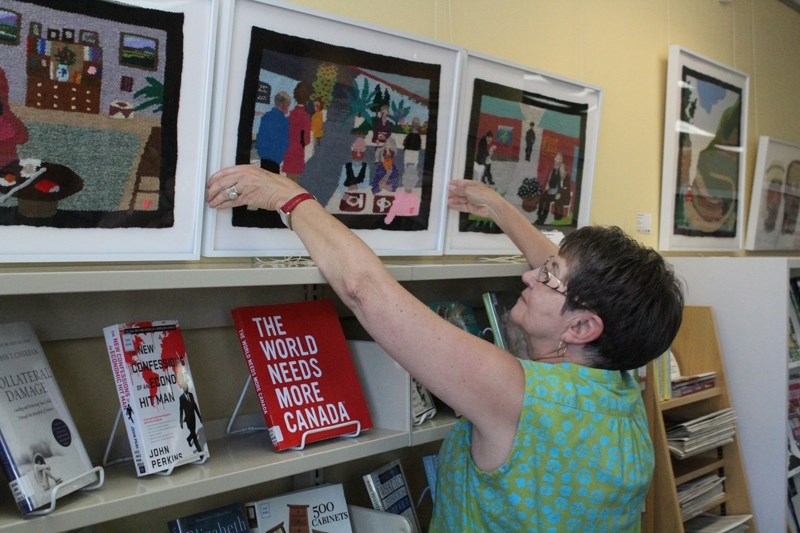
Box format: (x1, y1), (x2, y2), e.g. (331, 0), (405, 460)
(676, 473), (726, 521)
(683, 512), (751, 533)
(666, 408), (737, 459)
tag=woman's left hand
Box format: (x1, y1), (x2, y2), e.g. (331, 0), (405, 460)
(206, 164), (305, 211)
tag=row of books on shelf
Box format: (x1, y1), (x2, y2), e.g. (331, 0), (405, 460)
(0, 292), (511, 518)
(0, 298), (379, 517)
(169, 459), (428, 533)
(653, 349), (718, 401)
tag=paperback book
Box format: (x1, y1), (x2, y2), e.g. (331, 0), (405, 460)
(0, 321), (100, 515)
(168, 502), (247, 533)
(482, 291), (529, 358)
(671, 372), (716, 398)
(104, 320), (208, 476)
(231, 299), (373, 451)
(244, 483), (353, 533)
(422, 453), (439, 502)
(363, 458), (421, 533)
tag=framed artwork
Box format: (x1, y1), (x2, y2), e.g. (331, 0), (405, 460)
(659, 45), (749, 251)
(202, 0), (460, 257)
(118, 32), (158, 71)
(745, 136), (800, 250)
(0, 9), (21, 45)
(444, 52), (602, 255)
(0, 0), (217, 262)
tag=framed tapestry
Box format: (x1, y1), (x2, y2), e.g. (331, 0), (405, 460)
(745, 136), (800, 251)
(202, 0), (461, 257)
(0, 0), (216, 262)
(443, 52), (601, 255)
(659, 45), (749, 252)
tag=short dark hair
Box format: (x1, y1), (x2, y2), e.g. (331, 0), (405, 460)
(558, 226), (684, 370)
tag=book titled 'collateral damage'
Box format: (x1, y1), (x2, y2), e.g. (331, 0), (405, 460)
(0, 322), (101, 515)
(104, 320), (208, 476)
(231, 299), (373, 451)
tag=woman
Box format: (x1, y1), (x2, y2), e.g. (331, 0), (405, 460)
(207, 169), (684, 532)
(282, 81), (312, 182)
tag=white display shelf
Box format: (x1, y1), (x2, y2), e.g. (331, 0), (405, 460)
(0, 257), (525, 531)
(0, 257), (527, 295)
(0, 428), (407, 533)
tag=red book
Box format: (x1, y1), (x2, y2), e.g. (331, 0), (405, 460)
(231, 299), (372, 451)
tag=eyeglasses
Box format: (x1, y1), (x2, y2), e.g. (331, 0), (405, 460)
(534, 256), (568, 296)
(534, 256), (592, 310)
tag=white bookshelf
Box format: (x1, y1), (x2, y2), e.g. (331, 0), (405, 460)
(0, 257), (525, 532)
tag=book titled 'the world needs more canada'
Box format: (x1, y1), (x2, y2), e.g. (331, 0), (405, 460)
(104, 320), (209, 476)
(231, 299), (373, 451)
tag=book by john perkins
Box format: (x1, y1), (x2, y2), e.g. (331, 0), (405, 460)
(104, 320), (208, 476)
(0, 321), (101, 515)
(231, 299), (372, 451)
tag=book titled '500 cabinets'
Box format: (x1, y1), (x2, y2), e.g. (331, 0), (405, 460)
(231, 299), (372, 451)
(0, 322), (100, 515)
(104, 320), (208, 476)
(245, 483), (353, 533)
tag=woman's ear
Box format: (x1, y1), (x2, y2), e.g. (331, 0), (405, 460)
(564, 311), (603, 345)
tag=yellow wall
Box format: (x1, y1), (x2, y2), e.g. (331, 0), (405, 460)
(283, 0), (800, 250)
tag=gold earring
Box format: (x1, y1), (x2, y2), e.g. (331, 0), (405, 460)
(557, 340), (567, 357)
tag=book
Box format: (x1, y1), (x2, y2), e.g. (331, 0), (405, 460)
(231, 299), (373, 451)
(671, 379), (716, 398)
(409, 300), (487, 424)
(168, 502), (248, 532)
(482, 291), (529, 358)
(410, 377), (436, 425)
(0, 321), (100, 515)
(422, 453), (439, 502)
(103, 320), (209, 476)
(671, 371), (717, 397)
(363, 458), (420, 533)
(244, 483), (353, 532)
(427, 300), (482, 337)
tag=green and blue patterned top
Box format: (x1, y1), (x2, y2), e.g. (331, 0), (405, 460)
(430, 360), (652, 533)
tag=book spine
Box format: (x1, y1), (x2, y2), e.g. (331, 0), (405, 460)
(363, 473), (385, 511)
(671, 380), (715, 397)
(482, 293), (506, 350)
(104, 326), (146, 474)
(235, 323), (279, 448)
(0, 425), (33, 515)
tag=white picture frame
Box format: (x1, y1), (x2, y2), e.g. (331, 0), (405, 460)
(658, 45), (749, 252)
(745, 136), (800, 250)
(444, 51), (602, 256)
(202, 0), (461, 257)
(0, 0), (217, 262)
